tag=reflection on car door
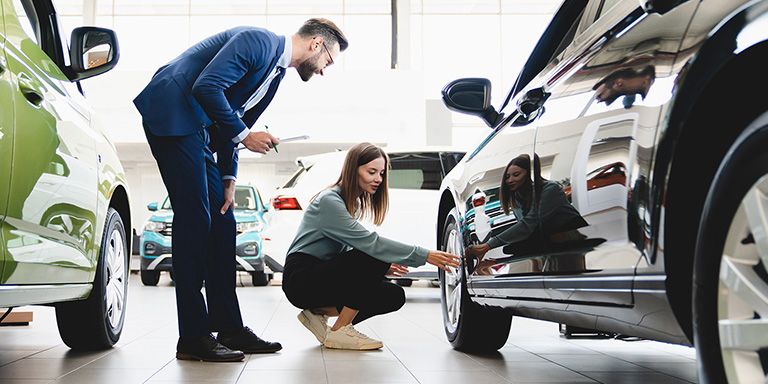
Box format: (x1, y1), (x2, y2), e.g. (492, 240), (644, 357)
(531, 0), (697, 305)
(457, 126), (543, 298)
(1, 27), (13, 281)
(1, 2), (97, 284)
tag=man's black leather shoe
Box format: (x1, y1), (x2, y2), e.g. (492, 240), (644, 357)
(176, 334), (245, 362)
(217, 326), (282, 353)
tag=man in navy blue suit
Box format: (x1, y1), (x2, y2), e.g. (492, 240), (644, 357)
(134, 19), (348, 362)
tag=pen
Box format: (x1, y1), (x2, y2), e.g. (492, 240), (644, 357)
(265, 125), (278, 153)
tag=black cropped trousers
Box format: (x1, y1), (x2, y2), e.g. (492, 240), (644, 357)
(282, 250), (406, 324)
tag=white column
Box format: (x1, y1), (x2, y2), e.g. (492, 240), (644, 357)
(395, 0), (411, 70)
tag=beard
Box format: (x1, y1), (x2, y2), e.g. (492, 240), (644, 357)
(297, 51), (323, 81)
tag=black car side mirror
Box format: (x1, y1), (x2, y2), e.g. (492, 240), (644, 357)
(441, 78), (502, 128)
(515, 87), (550, 124)
(68, 27), (120, 81)
(639, 0), (689, 15)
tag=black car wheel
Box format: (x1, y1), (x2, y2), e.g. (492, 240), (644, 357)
(694, 111), (768, 383)
(252, 271), (270, 286)
(439, 209), (512, 352)
(141, 270), (160, 286)
(56, 208), (128, 350)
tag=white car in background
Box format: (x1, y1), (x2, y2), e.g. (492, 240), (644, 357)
(262, 148), (466, 286)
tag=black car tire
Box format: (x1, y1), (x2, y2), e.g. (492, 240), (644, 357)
(394, 279), (413, 287)
(252, 271), (269, 286)
(439, 209), (512, 352)
(141, 270), (160, 286)
(694, 111), (768, 384)
(56, 208), (128, 350)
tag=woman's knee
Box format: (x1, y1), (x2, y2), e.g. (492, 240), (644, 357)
(382, 283), (406, 312)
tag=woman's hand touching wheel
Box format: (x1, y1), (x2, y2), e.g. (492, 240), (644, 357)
(427, 250), (461, 272)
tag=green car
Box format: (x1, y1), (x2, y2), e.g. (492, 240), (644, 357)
(0, 0), (130, 350)
(141, 185), (272, 287)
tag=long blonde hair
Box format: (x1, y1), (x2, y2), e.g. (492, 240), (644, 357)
(334, 143), (390, 225)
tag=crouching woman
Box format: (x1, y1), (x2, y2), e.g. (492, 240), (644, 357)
(282, 142), (460, 350)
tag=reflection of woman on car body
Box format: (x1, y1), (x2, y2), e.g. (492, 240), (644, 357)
(466, 154), (587, 260)
(282, 143), (460, 350)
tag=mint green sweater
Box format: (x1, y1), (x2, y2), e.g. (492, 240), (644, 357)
(286, 187), (429, 267)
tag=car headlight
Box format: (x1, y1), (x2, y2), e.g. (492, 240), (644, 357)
(237, 221), (264, 233)
(243, 243), (258, 255)
(144, 242), (157, 255)
(144, 221), (166, 232)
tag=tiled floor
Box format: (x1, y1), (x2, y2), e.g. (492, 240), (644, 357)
(0, 273), (698, 383)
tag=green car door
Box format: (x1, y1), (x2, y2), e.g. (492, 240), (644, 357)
(0, 0), (98, 284)
(0, 3), (12, 281)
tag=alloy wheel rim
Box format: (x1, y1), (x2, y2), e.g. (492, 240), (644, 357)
(718, 174), (768, 383)
(443, 226), (463, 333)
(105, 228), (126, 330)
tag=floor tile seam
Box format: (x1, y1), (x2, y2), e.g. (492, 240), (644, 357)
(141, 354), (178, 384)
(512, 353), (604, 384)
(352, 325), (425, 384)
(0, 348), (52, 368)
(582, 371), (694, 384)
(257, 295), (285, 336)
(560, 342), (696, 383)
(320, 346), (331, 384)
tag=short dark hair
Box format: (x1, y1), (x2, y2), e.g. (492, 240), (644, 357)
(298, 18), (348, 51)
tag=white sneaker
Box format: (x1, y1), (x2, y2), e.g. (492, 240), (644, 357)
(323, 324), (383, 350)
(297, 309), (329, 344)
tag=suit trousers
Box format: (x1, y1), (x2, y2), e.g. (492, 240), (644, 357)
(144, 125), (243, 338)
(282, 250), (406, 324)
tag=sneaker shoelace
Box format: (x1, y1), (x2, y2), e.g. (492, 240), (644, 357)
(343, 325), (373, 340)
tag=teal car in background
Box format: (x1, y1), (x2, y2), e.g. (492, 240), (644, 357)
(140, 185), (272, 286)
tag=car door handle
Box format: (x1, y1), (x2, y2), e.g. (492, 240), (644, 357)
(468, 173), (485, 185)
(17, 73), (44, 106)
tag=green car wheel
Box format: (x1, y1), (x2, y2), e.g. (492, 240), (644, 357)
(55, 208), (129, 350)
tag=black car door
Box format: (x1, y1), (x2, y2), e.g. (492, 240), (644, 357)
(530, 0), (698, 306)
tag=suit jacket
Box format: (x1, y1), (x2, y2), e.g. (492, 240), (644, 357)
(133, 26), (286, 178)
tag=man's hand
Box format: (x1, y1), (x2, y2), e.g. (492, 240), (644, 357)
(220, 179), (236, 214)
(386, 264), (409, 278)
(426, 250), (461, 272)
(241, 131), (279, 154)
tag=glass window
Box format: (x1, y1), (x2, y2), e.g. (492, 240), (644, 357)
(596, 0), (622, 19)
(12, 0), (40, 44)
(422, 0), (499, 14)
(110, 0), (190, 16)
(282, 166), (307, 188)
(342, 15), (391, 70)
(267, 0), (343, 15)
(235, 187), (257, 210)
(161, 197), (172, 210)
(189, 15), (268, 44)
(345, 0), (390, 14)
(111, 16), (190, 71)
(388, 153), (443, 190)
(191, 0), (267, 15)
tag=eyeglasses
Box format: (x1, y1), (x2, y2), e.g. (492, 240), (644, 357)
(322, 42), (334, 66)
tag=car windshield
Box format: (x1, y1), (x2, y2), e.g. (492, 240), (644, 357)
(234, 187), (257, 210)
(282, 166), (308, 188)
(388, 153), (444, 190)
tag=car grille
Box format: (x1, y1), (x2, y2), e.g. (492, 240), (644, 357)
(160, 223), (172, 237)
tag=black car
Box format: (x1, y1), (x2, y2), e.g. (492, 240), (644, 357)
(435, 1), (768, 383)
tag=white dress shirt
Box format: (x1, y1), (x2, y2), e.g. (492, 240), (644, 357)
(232, 36), (292, 143)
